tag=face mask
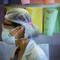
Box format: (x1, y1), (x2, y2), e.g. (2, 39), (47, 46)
(24, 23), (34, 38)
(1, 28), (16, 45)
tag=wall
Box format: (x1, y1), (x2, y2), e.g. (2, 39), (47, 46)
(0, 5), (4, 41)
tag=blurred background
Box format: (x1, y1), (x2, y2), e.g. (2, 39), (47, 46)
(3, 0), (60, 4)
(0, 0), (60, 60)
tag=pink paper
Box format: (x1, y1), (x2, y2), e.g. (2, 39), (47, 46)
(48, 0), (55, 4)
(21, 0), (30, 4)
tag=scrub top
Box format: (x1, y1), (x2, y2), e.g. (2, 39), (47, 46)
(21, 40), (48, 60)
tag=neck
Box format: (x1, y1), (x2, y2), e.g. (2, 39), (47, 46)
(20, 39), (29, 52)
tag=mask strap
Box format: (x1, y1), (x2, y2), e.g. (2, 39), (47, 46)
(29, 20), (33, 25)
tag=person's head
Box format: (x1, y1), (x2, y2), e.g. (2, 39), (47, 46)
(2, 8), (40, 45)
(3, 8), (31, 30)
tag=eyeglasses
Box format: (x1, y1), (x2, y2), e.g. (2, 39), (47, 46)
(3, 20), (22, 28)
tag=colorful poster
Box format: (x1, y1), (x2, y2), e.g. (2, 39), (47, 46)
(26, 7), (43, 32)
(54, 8), (60, 33)
(44, 8), (58, 36)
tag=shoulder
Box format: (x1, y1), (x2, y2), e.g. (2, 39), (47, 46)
(31, 42), (48, 60)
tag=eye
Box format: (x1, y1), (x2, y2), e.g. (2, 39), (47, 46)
(18, 15), (25, 21)
(11, 22), (22, 27)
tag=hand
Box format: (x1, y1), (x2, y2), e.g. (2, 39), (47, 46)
(10, 26), (25, 39)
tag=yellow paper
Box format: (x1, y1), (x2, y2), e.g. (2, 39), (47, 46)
(26, 7), (43, 32)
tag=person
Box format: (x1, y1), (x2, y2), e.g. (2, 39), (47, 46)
(1, 8), (48, 60)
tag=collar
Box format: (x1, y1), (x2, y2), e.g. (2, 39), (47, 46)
(23, 40), (36, 56)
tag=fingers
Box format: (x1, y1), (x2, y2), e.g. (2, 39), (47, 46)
(10, 26), (25, 39)
(16, 27), (24, 35)
(15, 27), (24, 38)
(10, 26), (21, 35)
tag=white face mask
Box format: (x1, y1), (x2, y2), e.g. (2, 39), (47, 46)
(1, 28), (16, 45)
(24, 23), (34, 38)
